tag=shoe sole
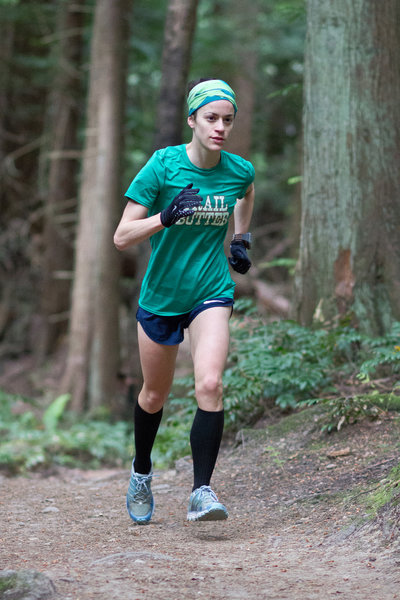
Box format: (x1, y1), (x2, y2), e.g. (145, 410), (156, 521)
(187, 506), (228, 522)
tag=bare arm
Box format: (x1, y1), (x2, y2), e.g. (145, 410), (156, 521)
(233, 182), (254, 234)
(113, 200), (163, 250)
(114, 184), (203, 251)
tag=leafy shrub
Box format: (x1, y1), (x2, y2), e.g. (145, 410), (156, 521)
(302, 381), (400, 434)
(2, 311), (399, 473)
(358, 321), (400, 377)
(224, 317), (334, 424)
(173, 304), (400, 433)
(0, 392), (133, 473)
(300, 322), (400, 432)
(0, 390), (195, 473)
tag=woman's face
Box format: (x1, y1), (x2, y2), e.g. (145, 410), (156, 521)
(188, 100), (235, 152)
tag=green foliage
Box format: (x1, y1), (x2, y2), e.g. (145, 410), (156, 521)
(251, 0), (305, 217)
(165, 316), (400, 448)
(172, 307), (400, 433)
(0, 391), (133, 473)
(364, 462), (400, 516)
(301, 394), (386, 434)
(2, 316), (399, 474)
(0, 389), (195, 473)
(287, 175), (302, 185)
(42, 394), (70, 432)
(124, 0), (167, 170)
(300, 323), (400, 433)
(258, 257), (297, 275)
(223, 316), (335, 427)
(264, 445), (285, 469)
(357, 322), (400, 376)
(273, 0), (305, 22)
(151, 398), (196, 467)
(303, 380), (400, 434)
(267, 82), (302, 99)
(0, 573), (18, 594)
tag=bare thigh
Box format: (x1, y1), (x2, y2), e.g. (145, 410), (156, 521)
(137, 323), (179, 413)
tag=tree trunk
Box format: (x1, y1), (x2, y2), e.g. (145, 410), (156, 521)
(153, 0), (199, 150)
(0, 14), (15, 208)
(224, 0), (258, 160)
(292, 0), (400, 334)
(61, 0), (131, 411)
(36, 0), (85, 361)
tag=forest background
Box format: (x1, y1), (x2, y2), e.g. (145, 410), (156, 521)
(0, 0), (399, 475)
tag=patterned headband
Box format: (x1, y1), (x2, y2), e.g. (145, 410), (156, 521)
(187, 80), (237, 116)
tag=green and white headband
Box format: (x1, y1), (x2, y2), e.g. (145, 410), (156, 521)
(187, 79), (237, 116)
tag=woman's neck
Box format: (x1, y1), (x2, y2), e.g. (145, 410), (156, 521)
(186, 141), (221, 169)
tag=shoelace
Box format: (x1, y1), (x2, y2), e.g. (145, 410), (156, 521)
(128, 474), (152, 503)
(196, 485), (218, 503)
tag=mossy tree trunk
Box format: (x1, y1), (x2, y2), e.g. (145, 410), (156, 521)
(292, 0), (400, 334)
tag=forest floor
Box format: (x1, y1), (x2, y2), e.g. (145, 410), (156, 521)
(1, 406), (400, 600)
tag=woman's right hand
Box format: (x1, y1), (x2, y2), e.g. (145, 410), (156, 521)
(160, 184), (203, 228)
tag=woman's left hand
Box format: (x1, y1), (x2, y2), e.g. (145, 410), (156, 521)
(229, 241), (251, 274)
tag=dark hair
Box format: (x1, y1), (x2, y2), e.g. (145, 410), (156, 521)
(186, 77), (213, 96)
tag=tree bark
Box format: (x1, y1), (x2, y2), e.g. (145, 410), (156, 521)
(61, 0), (131, 411)
(292, 0), (400, 334)
(0, 16), (14, 208)
(36, 0), (85, 361)
(224, 0), (258, 160)
(153, 0), (199, 150)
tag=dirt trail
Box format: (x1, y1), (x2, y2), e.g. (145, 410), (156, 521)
(1, 410), (400, 600)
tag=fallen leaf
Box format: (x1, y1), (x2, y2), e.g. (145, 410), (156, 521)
(326, 447), (351, 458)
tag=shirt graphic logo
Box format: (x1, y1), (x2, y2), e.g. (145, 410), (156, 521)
(176, 195), (230, 227)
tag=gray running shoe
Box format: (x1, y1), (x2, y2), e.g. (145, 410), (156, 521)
(126, 463), (154, 524)
(187, 485), (228, 522)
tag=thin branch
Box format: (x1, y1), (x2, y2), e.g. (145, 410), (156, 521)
(41, 27), (86, 45)
(4, 137), (44, 177)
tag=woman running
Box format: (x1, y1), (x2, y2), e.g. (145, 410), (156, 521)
(114, 78), (255, 523)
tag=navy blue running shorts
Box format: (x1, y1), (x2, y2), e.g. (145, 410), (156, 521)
(136, 298), (234, 345)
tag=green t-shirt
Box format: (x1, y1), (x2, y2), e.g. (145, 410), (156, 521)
(125, 144), (255, 316)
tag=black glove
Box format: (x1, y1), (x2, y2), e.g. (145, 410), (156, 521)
(229, 241), (251, 274)
(160, 183), (203, 228)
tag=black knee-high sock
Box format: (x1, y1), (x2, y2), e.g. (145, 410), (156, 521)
(133, 401), (163, 474)
(190, 408), (224, 491)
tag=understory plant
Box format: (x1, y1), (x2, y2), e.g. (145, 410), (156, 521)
(173, 303), (400, 432)
(0, 392), (133, 473)
(1, 306), (399, 473)
(301, 323), (400, 432)
(0, 390), (194, 474)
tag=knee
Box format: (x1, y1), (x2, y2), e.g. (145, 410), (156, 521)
(195, 373), (223, 409)
(139, 386), (167, 413)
